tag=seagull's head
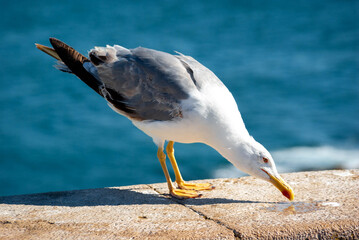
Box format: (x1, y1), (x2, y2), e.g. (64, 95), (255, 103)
(231, 138), (294, 201)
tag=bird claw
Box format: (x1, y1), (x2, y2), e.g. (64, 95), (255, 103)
(177, 182), (214, 191)
(170, 189), (202, 199)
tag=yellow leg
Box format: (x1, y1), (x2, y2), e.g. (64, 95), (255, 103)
(166, 141), (214, 191)
(157, 147), (200, 199)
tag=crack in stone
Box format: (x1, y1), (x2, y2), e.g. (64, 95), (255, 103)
(146, 184), (242, 239)
(171, 200), (242, 240)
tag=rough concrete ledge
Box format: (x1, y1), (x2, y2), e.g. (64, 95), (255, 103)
(0, 170), (358, 239)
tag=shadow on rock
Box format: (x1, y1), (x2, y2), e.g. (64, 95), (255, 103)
(0, 188), (259, 207)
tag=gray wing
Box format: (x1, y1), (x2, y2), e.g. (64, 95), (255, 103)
(174, 52), (225, 90)
(88, 46), (199, 121)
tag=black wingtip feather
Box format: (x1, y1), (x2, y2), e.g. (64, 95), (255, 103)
(89, 51), (105, 66)
(48, 38), (141, 120)
(49, 38), (102, 96)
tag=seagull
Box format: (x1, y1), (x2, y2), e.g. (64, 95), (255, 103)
(36, 38), (294, 200)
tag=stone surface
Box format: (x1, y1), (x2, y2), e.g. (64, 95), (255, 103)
(0, 170), (358, 239)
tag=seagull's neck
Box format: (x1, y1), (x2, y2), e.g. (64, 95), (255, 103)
(198, 85), (254, 170)
(207, 121), (251, 161)
(202, 105), (251, 158)
(205, 116), (256, 174)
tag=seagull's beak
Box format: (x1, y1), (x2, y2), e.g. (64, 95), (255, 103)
(261, 169), (294, 201)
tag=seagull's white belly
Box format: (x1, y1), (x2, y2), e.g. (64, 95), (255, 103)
(132, 111), (210, 145)
(132, 84), (248, 147)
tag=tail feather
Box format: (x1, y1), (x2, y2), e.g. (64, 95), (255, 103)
(36, 43), (72, 73)
(36, 38), (139, 119)
(48, 38), (103, 96)
(54, 61), (72, 73)
(35, 43), (61, 60)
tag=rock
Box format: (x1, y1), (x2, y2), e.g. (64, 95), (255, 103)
(0, 170), (358, 239)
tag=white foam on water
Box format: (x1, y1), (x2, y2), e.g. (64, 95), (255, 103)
(213, 146), (359, 179)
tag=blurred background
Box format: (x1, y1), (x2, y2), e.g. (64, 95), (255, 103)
(0, 0), (358, 196)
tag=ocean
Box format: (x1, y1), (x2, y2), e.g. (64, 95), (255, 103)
(0, 0), (358, 196)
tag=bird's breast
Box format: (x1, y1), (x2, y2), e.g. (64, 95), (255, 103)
(132, 84), (248, 147)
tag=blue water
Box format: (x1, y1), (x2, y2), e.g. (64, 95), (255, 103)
(0, 0), (358, 196)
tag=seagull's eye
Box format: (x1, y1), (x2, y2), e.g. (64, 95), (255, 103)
(263, 157), (269, 163)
